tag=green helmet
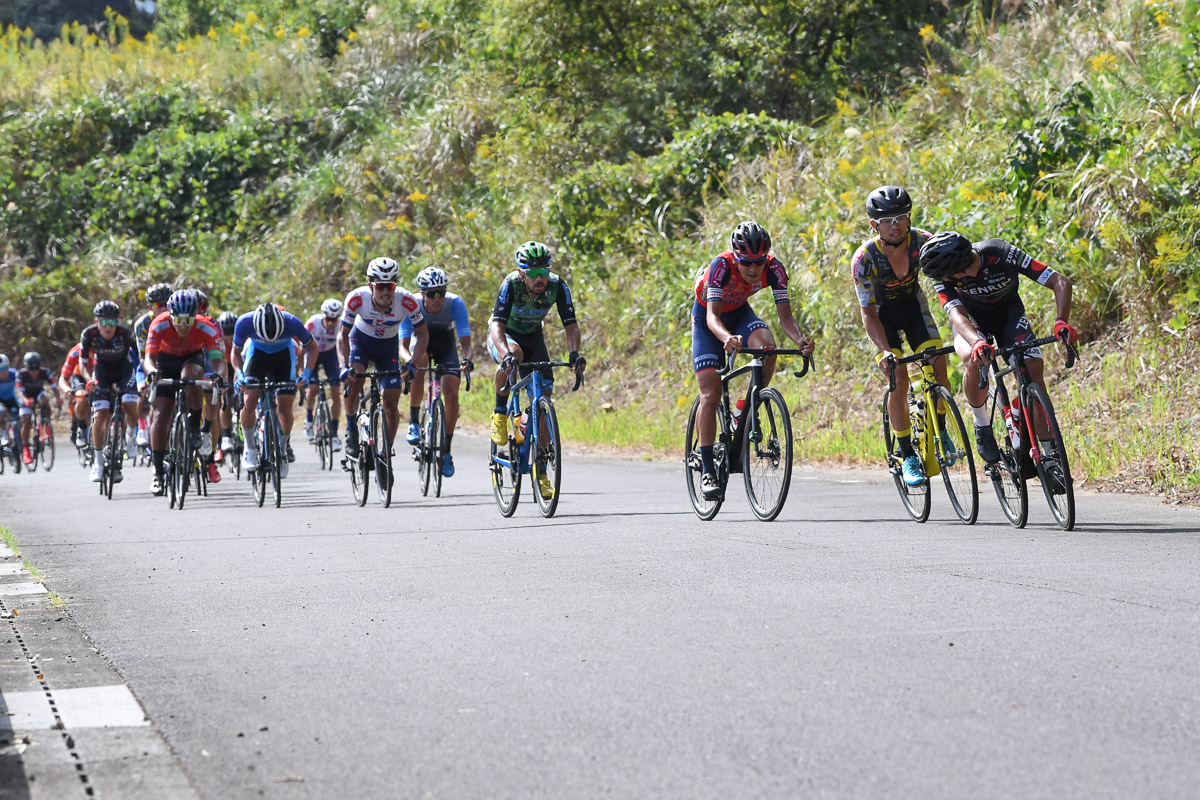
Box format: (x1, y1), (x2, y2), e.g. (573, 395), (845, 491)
(515, 241), (552, 269)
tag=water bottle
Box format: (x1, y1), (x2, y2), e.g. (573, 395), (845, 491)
(731, 398), (744, 428)
(513, 409), (526, 444)
(1009, 396), (1022, 452)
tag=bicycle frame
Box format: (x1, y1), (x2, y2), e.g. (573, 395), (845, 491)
(986, 335), (1077, 470)
(493, 361), (580, 477)
(715, 348), (812, 476)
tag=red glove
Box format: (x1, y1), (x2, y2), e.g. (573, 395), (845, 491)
(86, 379), (98, 392)
(970, 339), (994, 365)
(1054, 318), (1078, 344)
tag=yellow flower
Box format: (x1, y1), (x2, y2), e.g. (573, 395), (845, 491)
(919, 24), (935, 42)
(22, 266), (32, 276)
(463, 210), (478, 220)
(206, 27), (217, 40)
(1089, 52), (1117, 72)
(417, 20), (430, 30)
(246, 12), (259, 25)
(275, 27), (286, 38)
(346, 31), (358, 41)
(408, 190), (429, 202)
(231, 22), (245, 35)
(332, 186), (344, 197)
(176, 41), (186, 52)
(296, 27), (311, 38)
(834, 97), (857, 117)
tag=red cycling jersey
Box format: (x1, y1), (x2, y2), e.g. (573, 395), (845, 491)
(693, 252), (790, 311)
(60, 343), (96, 381)
(145, 311), (223, 359)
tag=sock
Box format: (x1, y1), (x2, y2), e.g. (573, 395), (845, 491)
(242, 425), (255, 447)
(494, 392), (508, 413)
(700, 444), (715, 475)
(409, 406), (420, 425)
(445, 433), (453, 452)
(152, 450), (166, 474)
(895, 430), (915, 458)
(970, 403), (989, 427)
(306, 409), (313, 423)
(331, 418), (339, 436)
(201, 419), (212, 433)
(137, 418), (147, 432)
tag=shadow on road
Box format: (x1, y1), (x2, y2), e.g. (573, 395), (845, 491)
(0, 693), (33, 800)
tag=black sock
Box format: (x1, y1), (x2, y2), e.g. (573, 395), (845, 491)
(201, 419), (212, 433)
(494, 392), (508, 413)
(700, 444), (715, 475)
(897, 434), (915, 458)
(445, 433), (453, 452)
(152, 450), (166, 474)
(409, 406), (420, 425)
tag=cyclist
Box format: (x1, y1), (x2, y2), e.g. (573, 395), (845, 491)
(134, 283), (172, 451)
(692, 221), (816, 500)
(303, 298), (345, 452)
(190, 289), (223, 478)
(0, 355), (17, 450)
(338, 257), (428, 479)
(232, 303), (317, 478)
(144, 290), (226, 496)
(58, 343), (93, 449)
(488, 241), (584, 500)
(78, 300), (140, 484)
(852, 186), (955, 486)
(216, 311), (239, 458)
(14, 352), (57, 465)
(401, 267), (473, 478)
(919, 231), (1076, 475)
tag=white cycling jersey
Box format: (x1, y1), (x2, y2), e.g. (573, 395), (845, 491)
(305, 314), (340, 352)
(340, 285), (425, 339)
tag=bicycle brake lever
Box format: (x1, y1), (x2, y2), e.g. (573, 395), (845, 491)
(1065, 341), (1078, 369)
(793, 352), (812, 379)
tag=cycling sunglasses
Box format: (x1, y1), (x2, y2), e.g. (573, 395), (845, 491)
(371, 281), (397, 291)
(97, 318), (119, 327)
(521, 266), (550, 279)
(171, 314), (196, 326)
(735, 255), (768, 265)
(423, 289), (446, 298)
(873, 213), (910, 227)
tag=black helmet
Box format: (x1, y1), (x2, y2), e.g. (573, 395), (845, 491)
(193, 289), (209, 316)
(146, 283), (173, 306)
(920, 232), (974, 281)
(730, 221), (771, 261)
(22, 351), (41, 370)
(93, 300), (120, 319)
(865, 186), (912, 220)
(217, 311), (238, 336)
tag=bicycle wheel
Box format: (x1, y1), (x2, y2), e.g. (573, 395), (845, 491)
(39, 423), (54, 471)
(315, 400), (332, 471)
(270, 413), (282, 508)
(26, 435), (38, 472)
(372, 405), (392, 508)
(530, 397), (562, 517)
(230, 424), (243, 479)
(684, 395), (723, 521)
(252, 413), (267, 507)
(8, 427), (20, 474)
(987, 381), (1028, 528)
(881, 388), (930, 523)
(417, 403), (432, 497)
(431, 398), (446, 499)
(1025, 383), (1075, 530)
(490, 416), (521, 517)
(171, 414), (190, 510)
(930, 386), (978, 525)
(741, 388), (793, 522)
(105, 417), (124, 500)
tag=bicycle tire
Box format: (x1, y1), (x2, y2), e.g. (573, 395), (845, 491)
(417, 402), (432, 497)
(8, 426), (20, 474)
(881, 388), (930, 523)
(930, 385), (978, 525)
(39, 423), (54, 471)
(742, 387), (793, 522)
(316, 398), (332, 471)
(371, 405), (392, 507)
(531, 396), (562, 517)
(1024, 382), (1075, 530)
(253, 411), (267, 507)
(170, 412), (189, 510)
(489, 434), (521, 517)
(106, 416), (124, 500)
(431, 398), (446, 499)
(230, 424), (243, 480)
(987, 380), (1028, 528)
(26, 435), (38, 472)
(270, 412), (282, 508)
(684, 395), (723, 521)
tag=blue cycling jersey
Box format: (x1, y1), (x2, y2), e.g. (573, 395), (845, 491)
(0, 368), (17, 400)
(399, 293), (471, 338)
(232, 311), (313, 355)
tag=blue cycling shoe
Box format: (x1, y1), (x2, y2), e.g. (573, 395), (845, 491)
(900, 455), (926, 486)
(405, 422), (421, 445)
(441, 452), (455, 477)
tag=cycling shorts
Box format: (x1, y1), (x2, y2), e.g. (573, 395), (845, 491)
(691, 300), (769, 374)
(18, 392), (48, 415)
(879, 300), (942, 354)
(70, 375), (88, 394)
(425, 329), (462, 379)
(244, 343), (297, 396)
(488, 329), (553, 390)
(0, 396), (17, 415)
(315, 348), (342, 386)
(155, 351), (207, 402)
(955, 300), (1042, 361)
(348, 329), (403, 391)
(93, 359), (138, 410)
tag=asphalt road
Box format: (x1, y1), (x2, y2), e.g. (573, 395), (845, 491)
(2, 430), (1199, 799)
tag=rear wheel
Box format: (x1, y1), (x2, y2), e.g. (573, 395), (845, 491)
(417, 403), (432, 497)
(315, 400), (333, 471)
(684, 395), (723, 521)
(988, 380), (1028, 528)
(430, 398), (446, 499)
(531, 397), (562, 517)
(882, 388), (930, 523)
(931, 386), (978, 525)
(372, 405), (392, 508)
(742, 388), (793, 522)
(40, 423), (54, 471)
(1025, 383), (1075, 530)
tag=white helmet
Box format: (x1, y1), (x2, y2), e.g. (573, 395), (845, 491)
(320, 298), (344, 318)
(366, 257), (399, 283)
(0, 354), (8, 371)
(416, 267), (449, 290)
(252, 303), (286, 342)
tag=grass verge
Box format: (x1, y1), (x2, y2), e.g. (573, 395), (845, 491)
(1, 525), (65, 607)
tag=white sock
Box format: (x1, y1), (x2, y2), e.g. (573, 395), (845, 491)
(242, 426), (256, 448)
(970, 403), (989, 427)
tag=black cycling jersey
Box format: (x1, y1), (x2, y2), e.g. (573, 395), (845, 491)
(934, 239), (1057, 312)
(80, 324), (139, 364)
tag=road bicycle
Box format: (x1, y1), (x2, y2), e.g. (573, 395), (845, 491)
(0, 415), (20, 474)
(71, 392), (93, 468)
(96, 382), (129, 500)
(342, 369), (408, 508)
(983, 334), (1079, 530)
(153, 377), (218, 510)
(242, 378), (295, 508)
(882, 345), (978, 524)
(684, 347), (812, 522)
(490, 361), (583, 518)
(225, 386), (245, 480)
(310, 379), (337, 471)
(411, 363), (471, 498)
(22, 403), (54, 472)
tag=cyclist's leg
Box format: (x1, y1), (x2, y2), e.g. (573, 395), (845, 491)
(375, 340), (404, 447)
(324, 351), (343, 435)
(409, 349), (429, 432)
(1000, 303), (1049, 438)
(487, 333), (524, 443)
(265, 349), (297, 437)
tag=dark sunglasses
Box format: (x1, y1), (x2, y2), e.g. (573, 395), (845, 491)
(423, 290), (446, 299)
(736, 255), (767, 265)
(371, 282), (397, 291)
(521, 266), (550, 279)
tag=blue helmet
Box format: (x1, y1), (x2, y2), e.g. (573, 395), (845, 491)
(167, 290), (199, 316)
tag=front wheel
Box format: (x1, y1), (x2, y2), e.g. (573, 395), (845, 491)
(269, 413), (282, 508)
(38, 422), (53, 471)
(430, 398), (446, 499)
(930, 385), (978, 525)
(170, 413), (189, 510)
(882, 388), (930, 523)
(684, 395), (723, 521)
(1025, 383), (1075, 530)
(417, 403), (432, 497)
(988, 381), (1028, 528)
(372, 406), (392, 508)
(742, 388), (793, 522)
(490, 435), (521, 517)
(531, 397), (562, 517)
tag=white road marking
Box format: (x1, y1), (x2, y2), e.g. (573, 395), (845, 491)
(0, 583), (47, 596)
(0, 563), (28, 575)
(1, 685), (149, 729)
